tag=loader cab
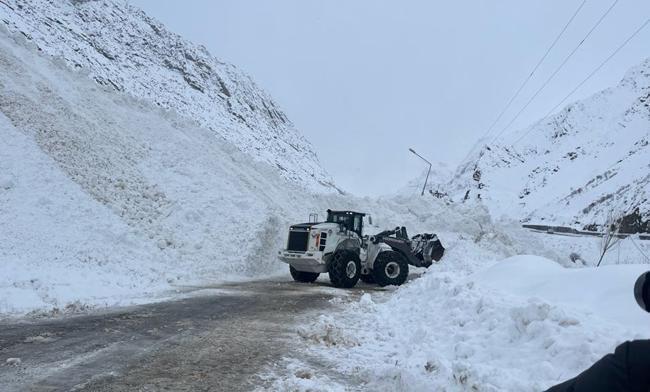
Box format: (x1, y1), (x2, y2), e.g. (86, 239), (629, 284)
(326, 209), (366, 237)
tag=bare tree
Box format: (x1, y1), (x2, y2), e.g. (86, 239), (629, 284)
(596, 210), (623, 267)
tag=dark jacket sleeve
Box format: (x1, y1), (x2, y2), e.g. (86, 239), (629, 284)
(545, 340), (650, 392)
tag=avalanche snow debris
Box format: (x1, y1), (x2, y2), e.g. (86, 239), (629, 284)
(288, 247), (650, 391)
(0, 22), (344, 316)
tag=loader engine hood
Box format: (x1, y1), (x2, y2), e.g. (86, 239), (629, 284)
(286, 222), (340, 253)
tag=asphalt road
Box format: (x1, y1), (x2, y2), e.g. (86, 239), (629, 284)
(0, 278), (369, 391)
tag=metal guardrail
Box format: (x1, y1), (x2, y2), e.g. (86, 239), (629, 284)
(522, 224), (650, 241)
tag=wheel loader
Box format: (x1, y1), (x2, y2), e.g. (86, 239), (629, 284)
(278, 209), (444, 288)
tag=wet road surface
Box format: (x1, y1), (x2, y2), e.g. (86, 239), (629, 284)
(0, 278), (373, 391)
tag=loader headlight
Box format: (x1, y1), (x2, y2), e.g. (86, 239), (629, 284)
(328, 229), (333, 234)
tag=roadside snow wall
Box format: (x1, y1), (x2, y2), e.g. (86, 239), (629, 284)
(285, 254), (650, 391)
(0, 27), (336, 315)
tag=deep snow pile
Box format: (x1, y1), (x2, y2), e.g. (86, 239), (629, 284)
(0, 25), (347, 316)
(0, 112), (175, 314)
(261, 201), (650, 391)
(449, 58), (650, 231)
(0, 0), (336, 192)
(277, 248), (650, 391)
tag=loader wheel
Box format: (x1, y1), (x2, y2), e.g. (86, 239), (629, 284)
(359, 272), (375, 284)
(290, 266), (319, 283)
(328, 250), (361, 288)
(372, 251), (408, 287)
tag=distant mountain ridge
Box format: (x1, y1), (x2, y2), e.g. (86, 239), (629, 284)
(0, 0), (338, 192)
(449, 58), (650, 233)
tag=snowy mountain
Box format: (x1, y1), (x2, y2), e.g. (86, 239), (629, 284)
(0, 0), (338, 192)
(449, 58), (650, 233)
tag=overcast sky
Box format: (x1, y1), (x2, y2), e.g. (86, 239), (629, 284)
(129, 0), (650, 196)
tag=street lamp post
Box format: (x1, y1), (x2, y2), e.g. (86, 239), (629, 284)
(409, 148), (432, 196)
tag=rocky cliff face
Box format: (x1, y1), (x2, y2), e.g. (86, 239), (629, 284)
(0, 0), (338, 192)
(449, 58), (650, 232)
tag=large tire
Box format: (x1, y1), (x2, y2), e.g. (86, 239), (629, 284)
(372, 251), (409, 287)
(290, 265), (319, 283)
(328, 250), (361, 288)
(359, 272), (375, 284)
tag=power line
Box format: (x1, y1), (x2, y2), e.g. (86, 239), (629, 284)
(509, 14), (648, 216)
(532, 17), (650, 128)
(491, 0), (620, 143)
(512, 17), (650, 146)
(506, 17), (649, 239)
(480, 0), (587, 141)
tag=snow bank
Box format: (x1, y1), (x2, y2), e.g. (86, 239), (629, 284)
(480, 255), (650, 329)
(0, 45), (141, 315)
(288, 249), (650, 391)
(0, 26), (335, 316)
(0, 111), (174, 314)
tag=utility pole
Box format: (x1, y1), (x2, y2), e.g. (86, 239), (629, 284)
(409, 148), (432, 196)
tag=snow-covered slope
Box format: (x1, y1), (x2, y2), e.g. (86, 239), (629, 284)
(0, 0), (337, 192)
(450, 58), (650, 232)
(0, 110), (175, 314)
(0, 24), (347, 315)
